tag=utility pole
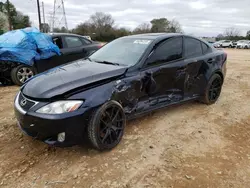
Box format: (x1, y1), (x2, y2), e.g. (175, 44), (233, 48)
(42, 2), (45, 24)
(6, 0), (12, 30)
(61, 0), (68, 30)
(41, 1), (45, 32)
(52, 0), (56, 32)
(36, 0), (42, 30)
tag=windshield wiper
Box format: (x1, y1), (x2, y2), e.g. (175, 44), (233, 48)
(95, 60), (120, 66)
(85, 57), (93, 62)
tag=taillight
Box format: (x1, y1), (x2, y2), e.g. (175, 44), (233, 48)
(98, 43), (105, 48)
(224, 53), (227, 62)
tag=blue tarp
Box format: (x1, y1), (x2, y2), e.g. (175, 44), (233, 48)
(0, 27), (60, 66)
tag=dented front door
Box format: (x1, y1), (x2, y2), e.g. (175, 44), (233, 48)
(141, 59), (187, 106)
(140, 36), (186, 106)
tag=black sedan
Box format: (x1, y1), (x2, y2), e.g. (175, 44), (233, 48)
(1, 33), (102, 86)
(14, 33), (227, 150)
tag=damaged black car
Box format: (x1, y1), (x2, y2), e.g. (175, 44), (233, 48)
(14, 33), (227, 150)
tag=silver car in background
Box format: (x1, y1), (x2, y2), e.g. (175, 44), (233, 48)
(236, 40), (250, 49)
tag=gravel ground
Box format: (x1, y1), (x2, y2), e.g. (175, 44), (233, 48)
(0, 49), (250, 188)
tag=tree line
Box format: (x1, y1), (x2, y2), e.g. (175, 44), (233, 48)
(216, 27), (250, 41)
(0, 1), (250, 42)
(54, 12), (183, 42)
(0, 1), (31, 34)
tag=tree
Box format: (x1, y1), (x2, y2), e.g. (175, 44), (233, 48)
(150, 18), (170, 32)
(247, 30), (250, 40)
(0, 1), (17, 30)
(89, 12), (114, 30)
(216, 34), (224, 41)
(12, 11), (31, 29)
(0, 1), (30, 30)
(133, 23), (151, 34)
(53, 27), (68, 33)
(150, 18), (182, 33)
(73, 22), (93, 35)
(73, 12), (116, 42)
(168, 19), (183, 33)
(0, 11), (8, 33)
(224, 27), (240, 39)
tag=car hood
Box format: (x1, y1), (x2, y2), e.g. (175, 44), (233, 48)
(22, 59), (127, 99)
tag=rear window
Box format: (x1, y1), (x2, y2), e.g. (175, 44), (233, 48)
(201, 42), (210, 54)
(184, 37), (202, 57)
(65, 36), (82, 48)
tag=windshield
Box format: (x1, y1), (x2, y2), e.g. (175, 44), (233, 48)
(90, 38), (152, 66)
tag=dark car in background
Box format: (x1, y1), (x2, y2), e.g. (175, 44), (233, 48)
(0, 33), (102, 86)
(14, 33), (227, 150)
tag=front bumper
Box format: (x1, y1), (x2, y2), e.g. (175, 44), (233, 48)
(14, 93), (91, 147)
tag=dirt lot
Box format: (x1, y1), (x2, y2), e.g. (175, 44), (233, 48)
(0, 49), (250, 188)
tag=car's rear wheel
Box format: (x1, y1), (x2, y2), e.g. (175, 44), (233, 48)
(87, 101), (126, 150)
(200, 74), (223, 105)
(11, 65), (35, 86)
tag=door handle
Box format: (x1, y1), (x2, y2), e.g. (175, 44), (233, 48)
(207, 59), (214, 64)
(177, 66), (187, 71)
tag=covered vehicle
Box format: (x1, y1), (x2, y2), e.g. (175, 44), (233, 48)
(0, 28), (60, 85)
(14, 33), (227, 150)
(0, 28), (102, 85)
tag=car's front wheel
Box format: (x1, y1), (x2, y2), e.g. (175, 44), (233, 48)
(11, 65), (35, 86)
(87, 101), (126, 150)
(200, 74), (223, 105)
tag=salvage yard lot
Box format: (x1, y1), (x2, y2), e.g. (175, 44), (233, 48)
(0, 49), (250, 188)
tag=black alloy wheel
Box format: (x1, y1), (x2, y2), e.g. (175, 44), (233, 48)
(87, 101), (126, 150)
(200, 74), (223, 105)
(208, 77), (222, 102)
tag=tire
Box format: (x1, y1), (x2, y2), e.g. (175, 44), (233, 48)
(199, 74), (223, 105)
(87, 101), (126, 151)
(11, 65), (35, 86)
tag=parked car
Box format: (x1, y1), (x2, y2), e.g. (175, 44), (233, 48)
(0, 33), (102, 86)
(83, 35), (91, 40)
(14, 33), (227, 150)
(221, 40), (234, 48)
(236, 40), (250, 49)
(213, 40), (225, 48)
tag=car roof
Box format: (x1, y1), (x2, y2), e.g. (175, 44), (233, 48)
(124, 33), (183, 40)
(48, 33), (84, 38)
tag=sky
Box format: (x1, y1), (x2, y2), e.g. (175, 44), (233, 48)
(2, 0), (250, 37)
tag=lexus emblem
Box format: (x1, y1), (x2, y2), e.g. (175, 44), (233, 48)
(20, 98), (27, 106)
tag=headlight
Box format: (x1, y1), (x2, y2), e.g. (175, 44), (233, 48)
(36, 101), (83, 114)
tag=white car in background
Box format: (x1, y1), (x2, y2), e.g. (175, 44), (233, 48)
(221, 40), (234, 48)
(213, 40), (225, 48)
(236, 40), (250, 49)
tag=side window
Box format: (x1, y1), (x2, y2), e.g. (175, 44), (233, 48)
(184, 37), (202, 57)
(64, 36), (83, 48)
(81, 37), (91, 45)
(201, 42), (210, 54)
(53, 37), (63, 49)
(147, 37), (183, 65)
